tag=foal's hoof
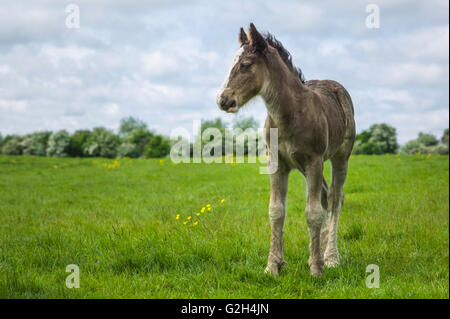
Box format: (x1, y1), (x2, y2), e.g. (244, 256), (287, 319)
(309, 264), (324, 276)
(308, 257), (324, 276)
(264, 261), (287, 277)
(324, 252), (340, 268)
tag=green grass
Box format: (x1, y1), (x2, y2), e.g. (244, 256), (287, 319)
(0, 154), (448, 298)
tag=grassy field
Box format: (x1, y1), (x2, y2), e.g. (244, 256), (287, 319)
(0, 154), (448, 298)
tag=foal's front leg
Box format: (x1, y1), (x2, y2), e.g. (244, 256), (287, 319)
(265, 165), (290, 277)
(305, 158), (327, 276)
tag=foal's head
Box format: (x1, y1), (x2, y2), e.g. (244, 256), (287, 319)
(216, 23), (270, 113)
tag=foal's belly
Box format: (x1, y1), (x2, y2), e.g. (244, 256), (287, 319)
(278, 142), (309, 173)
(278, 139), (335, 174)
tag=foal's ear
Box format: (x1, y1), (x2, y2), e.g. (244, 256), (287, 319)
(238, 27), (249, 46)
(248, 23), (267, 52)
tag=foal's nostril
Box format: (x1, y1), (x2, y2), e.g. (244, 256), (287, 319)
(220, 97), (228, 109)
(218, 95), (237, 111)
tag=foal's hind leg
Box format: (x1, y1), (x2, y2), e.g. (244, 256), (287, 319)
(319, 177), (329, 257)
(304, 157), (327, 276)
(324, 157), (348, 267)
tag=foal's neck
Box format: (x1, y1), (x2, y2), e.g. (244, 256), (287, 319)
(260, 64), (307, 125)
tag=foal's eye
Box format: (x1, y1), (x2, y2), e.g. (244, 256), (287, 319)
(240, 63), (251, 71)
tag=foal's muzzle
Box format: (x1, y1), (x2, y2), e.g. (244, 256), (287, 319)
(217, 95), (238, 113)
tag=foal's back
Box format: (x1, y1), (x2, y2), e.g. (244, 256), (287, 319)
(305, 79), (356, 160)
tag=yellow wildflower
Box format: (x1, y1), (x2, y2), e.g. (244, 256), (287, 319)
(183, 221), (188, 225)
(193, 222), (198, 226)
(207, 207), (211, 211)
(159, 159), (165, 165)
(206, 204), (211, 208)
(221, 199), (225, 203)
(201, 207), (205, 213)
(187, 216), (192, 220)
(176, 214), (180, 220)
(196, 213), (201, 216)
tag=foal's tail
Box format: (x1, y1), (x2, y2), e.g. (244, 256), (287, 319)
(336, 86), (355, 129)
(321, 177), (328, 210)
(336, 84), (356, 158)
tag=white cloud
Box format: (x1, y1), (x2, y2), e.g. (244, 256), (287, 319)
(354, 40), (377, 53)
(318, 41), (348, 56)
(390, 109), (449, 142)
(400, 26), (449, 61)
(0, 99), (27, 112)
(0, 64), (10, 74)
(264, 2), (324, 30)
(0, 0), (447, 145)
(102, 103), (120, 117)
(40, 45), (95, 68)
(141, 52), (179, 76)
(385, 63), (444, 85)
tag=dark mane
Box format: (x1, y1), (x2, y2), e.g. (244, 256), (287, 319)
(263, 33), (306, 83)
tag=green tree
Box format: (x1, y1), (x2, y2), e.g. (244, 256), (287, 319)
(232, 116), (259, 131)
(368, 123), (399, 154)
(46, 130), (70, 157)
(84, 127), (120, 158)
(1, 135), (23, 155)
(433, 144), (449, 155)
(400, 129), (449, 155)
(417, 132), (439, 147)
(436, 128), (450, 155)
(355, 130), (371, 144)
(119, 116), (147, 137)
(363, 141), (383, 155)
(200, 118), (227, 156)
(21, 131), (51, 156)
(353, 124), (398, 155)
(353, 130), (372, 154)
(201, 118), (227, 134)
(144, 135), (170, 158)
(117, 142), (136, 158)
(68, 130), (92, 157)
(230, 116), (261, 156)
(399, 140), (428, 154)
(118, 128), (153, 158)
(440, 128), (449, 146)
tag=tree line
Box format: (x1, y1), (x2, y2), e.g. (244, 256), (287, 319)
(0, 117), (448, 158)
(0, 117), (170, 158)
(353, 123), (449, 155)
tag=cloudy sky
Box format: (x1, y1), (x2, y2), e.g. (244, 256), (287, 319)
(0, 0), (448, 144)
